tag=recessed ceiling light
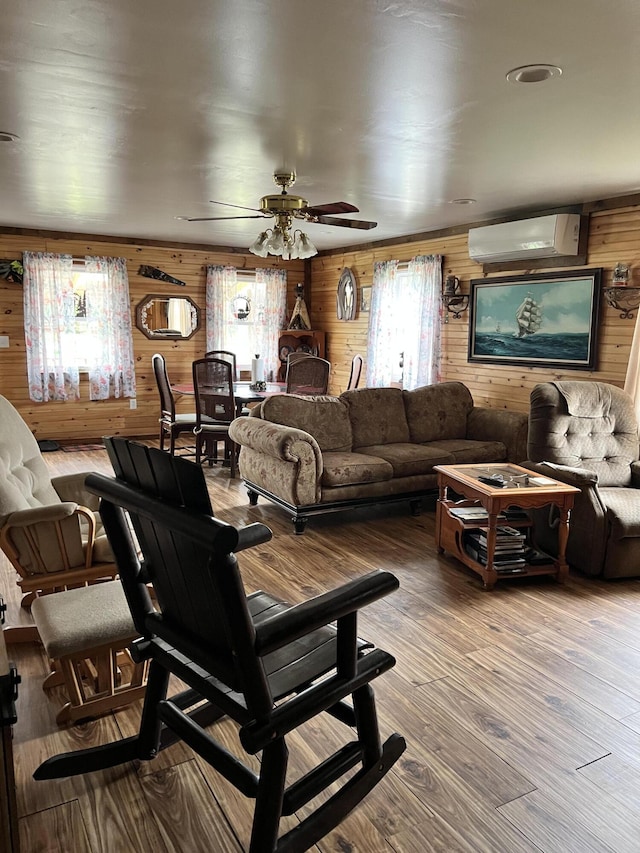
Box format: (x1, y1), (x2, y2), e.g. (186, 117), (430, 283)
(450, 198), (477, 205)
(506, 64), (562, 84)
(0, 131), (19, 143)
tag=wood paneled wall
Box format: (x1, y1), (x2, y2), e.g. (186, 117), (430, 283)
(0, 234), (304, 440)
(312, 203), (640, 411)
(1, 200), (639, 441)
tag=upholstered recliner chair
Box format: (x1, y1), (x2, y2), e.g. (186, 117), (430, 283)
(0, 394), (116, 629)
(523, 381), (640, 578)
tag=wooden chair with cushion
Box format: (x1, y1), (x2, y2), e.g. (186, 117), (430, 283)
(285, 355), (331, 395)
(151, 353), (197, 456)
(192, 357), (238, 476)
(0, 394), (117, 642)
(204, 349), (238, 380)
(31, 580), (148, 724)
(35, 438), (405, 852)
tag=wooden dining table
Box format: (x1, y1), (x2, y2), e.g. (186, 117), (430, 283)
(172, 381), (286, 417)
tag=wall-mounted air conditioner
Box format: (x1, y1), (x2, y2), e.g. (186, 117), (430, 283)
(468, 213), (581, 263)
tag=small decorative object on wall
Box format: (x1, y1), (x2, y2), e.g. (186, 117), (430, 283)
(337, 267), (357, 321)
(468, 268), (602, 370)
(232, 295), (251, 320)
(360, 286), (371, 313)
(138, 265), (186, 287)
(442, 274), (469, 322)
(288, 283), (311, 330)
(0, 259), (23, 284)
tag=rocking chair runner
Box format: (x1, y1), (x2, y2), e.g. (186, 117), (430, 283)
(35, 438), (405, 853)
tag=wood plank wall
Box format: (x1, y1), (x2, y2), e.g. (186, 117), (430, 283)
(311, 203), (640, 410)
(0, 200), (638, 441)
(0, 233), (304, 441)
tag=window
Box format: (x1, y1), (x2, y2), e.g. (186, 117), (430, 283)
(223, 272), (265, 370)
(366, 255), (442, 389)
(206, 266), (287, 381)
(23, 252), (136, 402)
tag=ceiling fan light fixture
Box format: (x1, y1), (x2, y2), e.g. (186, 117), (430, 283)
(265, 227), (286, 256)
(295, 231), (317, 259)
(249, 231), (270, 257)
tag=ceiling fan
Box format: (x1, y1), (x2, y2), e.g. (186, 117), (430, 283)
(180, 171), (377, 259)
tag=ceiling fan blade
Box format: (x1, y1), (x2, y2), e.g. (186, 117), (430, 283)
(209, 200), (264, 213)
(311, 215), (378, 230)
(183, 215), (270, 222)
(302, 202), (359, 216)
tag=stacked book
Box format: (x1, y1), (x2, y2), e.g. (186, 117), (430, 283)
(464, 526), (528, 573)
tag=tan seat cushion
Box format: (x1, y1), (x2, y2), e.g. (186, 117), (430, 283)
(31, 581), (138, 659)
(355, 443), (454, 478)
(321, 451), (393, 487)
(424, 438), (506, 465)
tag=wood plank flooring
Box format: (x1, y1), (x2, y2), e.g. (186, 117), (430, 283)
(5, 446), (640, 852)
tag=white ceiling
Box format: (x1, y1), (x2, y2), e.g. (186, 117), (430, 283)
(3, 0), (640, 253)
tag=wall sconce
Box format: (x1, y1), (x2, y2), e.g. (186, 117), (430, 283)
(603, 262), (640, 318)
(442, 275), (469, 322)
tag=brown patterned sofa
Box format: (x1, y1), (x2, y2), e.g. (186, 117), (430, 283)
(228, 382), (528, 533)
(523, 380), (640, 578)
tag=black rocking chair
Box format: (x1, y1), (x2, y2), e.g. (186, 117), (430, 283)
(34, 438), (405, 853)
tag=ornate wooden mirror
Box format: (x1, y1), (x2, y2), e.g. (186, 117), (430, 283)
(135, 294), (200, 340)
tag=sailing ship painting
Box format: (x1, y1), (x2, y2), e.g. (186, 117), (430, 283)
(468, 270), (602, 370)
(514, 293), (542, 338)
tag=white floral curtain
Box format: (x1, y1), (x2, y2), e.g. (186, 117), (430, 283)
(23, 251), (79, 401)
(624, 310), (640, 423)
(206, 265), (287, 380)
(84, 256), (136, 400)
(254, 268), (287, 381)
(366, 260), (399, 387)
(205, 265), (238, 351)
(404, 255), (442, 389)
(366, 255), (442, 389)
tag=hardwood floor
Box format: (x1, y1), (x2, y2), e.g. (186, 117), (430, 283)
(5, 445), (640, 852)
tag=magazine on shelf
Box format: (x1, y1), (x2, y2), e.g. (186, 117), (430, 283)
(449, 506), (507, 521)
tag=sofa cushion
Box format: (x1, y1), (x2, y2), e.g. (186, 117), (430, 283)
(403, 382), (473, 444)
(424, 438), (507, 465)
(341, 388), (410, 448)
(321, 451), (393, 487)
(355, 443), (454, 478)
(253, 394), (352, 452)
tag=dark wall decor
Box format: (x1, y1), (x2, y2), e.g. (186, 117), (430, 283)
(138, 265), (185, 287)
(0, 260), (23, 284)
(468, 268), (602, 370)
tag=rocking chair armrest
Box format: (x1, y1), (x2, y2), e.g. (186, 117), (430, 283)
(254, 570), (399, 655)
(234, 522), (273, 553)
(3, 501), (81, 528)
(53, 472), (101, 511)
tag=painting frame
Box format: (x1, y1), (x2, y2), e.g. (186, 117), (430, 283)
(360, 285), (371, 313)
(467, 268), (602, 371)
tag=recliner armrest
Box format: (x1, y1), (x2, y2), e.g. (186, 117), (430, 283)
(630, 460), (640, 488)
(254, 570), (399, 655)
(521, 460), (598, 488)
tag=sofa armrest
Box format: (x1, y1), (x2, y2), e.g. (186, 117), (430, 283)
(630, 460), (640, 488)
(466, 408), (529, 463)
(229, 417), (323, 506)
(52, 473), (101, 512)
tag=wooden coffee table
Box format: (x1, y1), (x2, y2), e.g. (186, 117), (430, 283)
(434, 463), (579, 590)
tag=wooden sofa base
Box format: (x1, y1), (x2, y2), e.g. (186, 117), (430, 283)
(245, 481), (434, 533)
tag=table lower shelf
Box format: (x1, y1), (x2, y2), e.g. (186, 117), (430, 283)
(436, 502), (560, 589)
